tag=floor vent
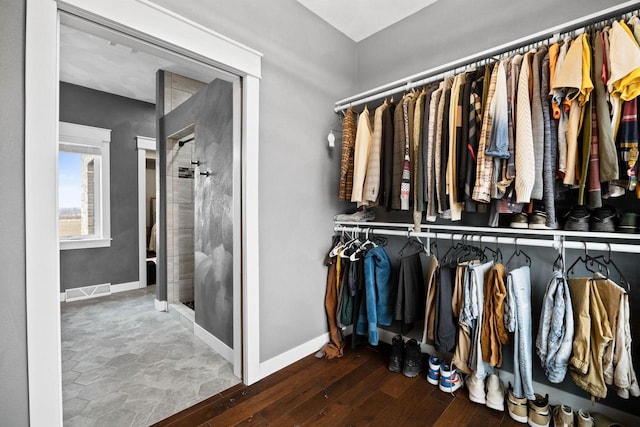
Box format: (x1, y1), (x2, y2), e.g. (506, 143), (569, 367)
(65, 283), (112, 302)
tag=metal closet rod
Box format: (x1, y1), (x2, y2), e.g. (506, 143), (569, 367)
(334, 0), (640, 113)
(333, 225), (640, 254)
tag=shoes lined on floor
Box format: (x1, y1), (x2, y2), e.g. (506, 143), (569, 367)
(426, 355), (442, 386)
(527, 393), (550, 427)
(465, 373), (486, 404)
(553, 404), (574, 427)
(485, 374), (505, 411)
(507, 387), (528, 423)
(388, 335), (422, 378)
(439, 362), (464, 393)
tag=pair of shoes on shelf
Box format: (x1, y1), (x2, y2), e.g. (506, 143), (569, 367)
(425, 355), (464, 393)
(564, 206), (621, 232)
(618, 212), (639, 233)
(333, 208), (375, 222)
(465, 373), (505, 411)
(569, 408), (624, 427)
(506, 386), (550, 426)
(388, 335), (422, 378)
(510, 211), (557, 230)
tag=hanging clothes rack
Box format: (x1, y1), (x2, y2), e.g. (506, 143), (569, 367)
(333, 222), (640, 255)
(334, 0), (640, 113)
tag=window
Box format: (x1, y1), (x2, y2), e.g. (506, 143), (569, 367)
(59, 122), (111, 250)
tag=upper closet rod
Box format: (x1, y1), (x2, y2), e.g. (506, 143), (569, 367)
(334, 0), (640, 113)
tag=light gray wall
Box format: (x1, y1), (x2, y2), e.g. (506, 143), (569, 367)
(59, 82), (156, 291)
(151, 0), (358, 361)
(0, 0), (29, 425)
(356, 0), (628, 91)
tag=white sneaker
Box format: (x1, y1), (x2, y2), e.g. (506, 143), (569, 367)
(485, 374), (505, 411)
(333, 208), (375, 222)
(465, 373), (486, 404)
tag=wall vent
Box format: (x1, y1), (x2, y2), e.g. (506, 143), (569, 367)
(65, 283), (111, 302)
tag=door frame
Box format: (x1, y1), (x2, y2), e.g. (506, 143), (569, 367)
(25, 0), (262, 425)
(137, 135), (156, 292)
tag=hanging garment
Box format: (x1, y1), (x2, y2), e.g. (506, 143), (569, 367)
(413, 89), (427, 228)
(481, 263), (509, 368)
(401, 94), (417, 210)
(380, 100), (395, 210)
(321, 237), (345, 359)
(351, 107), (373, 204)
(536, 270), (574, 383)
(434, 265), (456, 352)
(592, 273), (640, 399)
(452, 262), (474, 375)
(531, 47), (548, 200)
(439, 86), (452, 216)
(355, 246), (392, 345)
(541, 51), (559, 226)
(421, 254), (439, 343)
(466, 260), (494, 380)
(351, 257), (367, 349)
(506, 265), (535, 400)
(435, 78), (453, 214)
(464, 70), (484, 211)
(473, 62), (500, 203)
(394, 251), (425, 332)
(338, 108), (356, 201)
(421, 86), (438, 214)
(552, 40), (571, 179)
(362, 102), (387, 205)
(593, 30), (619, 182)
(617, 99), (639, 190)
(392, 93), (416, 210)
(567, 277), (613, 399)
(426, 83), (444, 221)
(608, 20), (640, 102)
(578, 98), (593, 205)
(515, 50), (536, 203)
(587, 101), (603, 208)
(447, 73), (466, 221)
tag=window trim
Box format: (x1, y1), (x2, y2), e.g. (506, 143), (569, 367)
(58, 121), (112, 250)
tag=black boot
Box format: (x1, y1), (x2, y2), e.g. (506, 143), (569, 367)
(388, 334), (404, 373)
(402, 338), (422, 378)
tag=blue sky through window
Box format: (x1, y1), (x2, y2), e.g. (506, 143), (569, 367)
(59, 152), (81, 209)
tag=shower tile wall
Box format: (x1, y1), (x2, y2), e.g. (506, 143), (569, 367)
(164, 72), (205, 304)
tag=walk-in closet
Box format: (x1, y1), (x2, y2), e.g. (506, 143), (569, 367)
(323, 2), (640, 426)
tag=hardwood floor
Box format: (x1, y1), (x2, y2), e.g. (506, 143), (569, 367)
(153, 344), (524, 426)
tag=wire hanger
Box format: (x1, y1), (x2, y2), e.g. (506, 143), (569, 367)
(505, 237), (532, 269)
(567, 242), (610, 278)
(592, 243), (631, 292)
(398, 228), (427, 257)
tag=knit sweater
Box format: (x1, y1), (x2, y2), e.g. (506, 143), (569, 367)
(515, 50), (536, 203)
(530, 47), (547, 200)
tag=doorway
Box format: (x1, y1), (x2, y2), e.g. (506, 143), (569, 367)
(25, 1), (262, 424)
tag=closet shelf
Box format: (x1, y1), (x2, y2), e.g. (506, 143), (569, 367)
(334, 221), (640, 254)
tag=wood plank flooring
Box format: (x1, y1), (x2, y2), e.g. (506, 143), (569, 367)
(153, 344), (523, 426)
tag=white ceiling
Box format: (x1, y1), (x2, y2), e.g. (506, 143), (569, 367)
(295, 0), (439, 42)
(60, 2), (439, 102)
(59, 16), (231, 104)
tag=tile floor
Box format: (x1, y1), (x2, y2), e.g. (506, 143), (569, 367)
(61, 285), (240, 427)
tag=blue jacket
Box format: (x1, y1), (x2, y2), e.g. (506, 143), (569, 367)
(356, 246), (392, 345)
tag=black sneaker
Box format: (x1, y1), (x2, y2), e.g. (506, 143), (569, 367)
(590, 206), (619, 232)
(509, 212), (529, 229)
(402, 338), (422, 378)
(617, 212), (638, 233)
(564, 206), (590, 231)
(388, 334), (404, 373)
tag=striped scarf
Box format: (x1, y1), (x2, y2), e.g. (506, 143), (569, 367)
(401, 97), (411, 210)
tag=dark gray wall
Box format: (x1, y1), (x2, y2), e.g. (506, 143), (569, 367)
(0, 0), (29, 425)
(59, 82), (155, 291)
(152, 0), (357, 362)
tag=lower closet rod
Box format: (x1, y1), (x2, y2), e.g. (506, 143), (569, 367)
(333, 225), (639, 254)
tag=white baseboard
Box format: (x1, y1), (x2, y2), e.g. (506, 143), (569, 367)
(376, 328), (640, 426)
(60, 281), (142, 302)
(111, 281), (141, 293)
(154, 298), (168, 312)
(194, 322), (234, 364)
(258, 332), (330, 380)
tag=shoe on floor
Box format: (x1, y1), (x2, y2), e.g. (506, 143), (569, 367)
(388, 334), (404, 373)
(465, 373), (486, 404)
(510, 213), (529, 229)
(577, 409), (595, 427)
(402, 338), (422, 378)
(507, 386), (528, 424)
(527, 393), (550, 427)
(564, 206), (590, 231)
(439, 363), (463, 393)
(426, 355), (442, 386)
(333, 208), (375, 222)
(552, 404), (574, 427)
(485, 374), (505, 411)
(590, 206), (619, 232)
(529, 211), (558, 230)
